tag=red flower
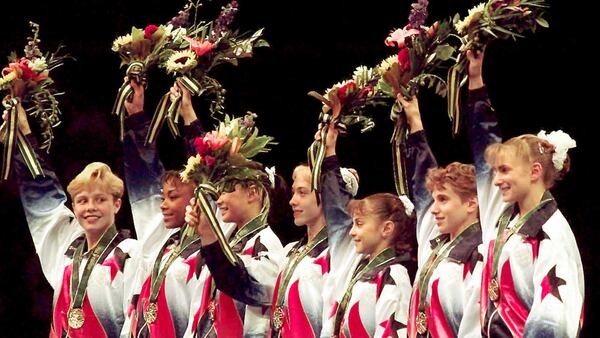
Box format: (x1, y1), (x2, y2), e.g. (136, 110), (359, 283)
(337, 81), (357, 103)
(144, 25), (159, 39)
(397, 48), (411, 73)
(203, 155), (216, 166)
(193, 137), (210, 156)
(184, 37), (214, 57)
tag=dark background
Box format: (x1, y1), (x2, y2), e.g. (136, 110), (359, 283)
(0, 0), (596, 336)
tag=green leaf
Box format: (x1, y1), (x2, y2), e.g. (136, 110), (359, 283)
(535, 17), (549, 28)
(434, 45), (456, 61)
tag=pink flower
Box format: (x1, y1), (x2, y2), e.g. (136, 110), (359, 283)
(204, 155), (216, 166)
(337, 81), (357, 103)
(385, 26), (420, 48)
(184, 37), (214, 57)
(397, 48), (411, 73)
(144, 25), (159, 39)
(204, 131), (229, 150)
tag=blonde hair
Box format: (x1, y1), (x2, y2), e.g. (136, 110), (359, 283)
(67, 162), (124, 199)
(484, 134), (571, 188)
(426, 162), (476, 202)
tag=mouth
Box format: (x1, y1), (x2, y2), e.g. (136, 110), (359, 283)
(292, 210), (302, 218)
(84, 215), (100, 222)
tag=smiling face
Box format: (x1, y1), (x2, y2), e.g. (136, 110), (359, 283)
(430, 184), (477, 237)
(72, 185), (122, 235)
(491, 152), (534, 205)
(349, 199), (394, 257)
(160, 179), (195, 229)
(289, 165), (324, 228)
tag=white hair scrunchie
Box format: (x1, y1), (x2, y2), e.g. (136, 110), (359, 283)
(340, 167), (359, 197)
(536, 130), (576, 171)
(265, 166), (276, 188)
(399, 195), (415, 216)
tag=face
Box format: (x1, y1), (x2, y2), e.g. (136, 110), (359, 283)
(73, 185), (121, 235)
(349, 205), (390, 256)
(492, 153), (533, 204)
(289, 166), (324, 227)
(161, 179), (195, 229)
(216, 184), (252, 225)
(431, 184), (476, 236)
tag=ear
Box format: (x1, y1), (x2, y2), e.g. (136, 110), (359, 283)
(381, 220), (395, 239)
(246, 184), (260, 203)
(465, 195), (478, 214)
(113, 198), (122, 213)
(531, 162), (543, 182)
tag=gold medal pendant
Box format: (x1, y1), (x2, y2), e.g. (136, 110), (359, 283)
(272, 306), (285, 329)
(208, 300), (217, 321)
(416, 311), (428, 334)
(488, 278), (500, 301)
(67, 307), (85, 329)
(144, 302), (158, 324)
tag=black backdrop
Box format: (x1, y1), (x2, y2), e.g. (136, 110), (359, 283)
(0, 0), (596, 336)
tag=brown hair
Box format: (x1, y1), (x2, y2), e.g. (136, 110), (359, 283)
(426, 162), (476, 202)
(484, 134), (571, 188)
(353, 193), (416, 255)
(67, 162), (124, 199)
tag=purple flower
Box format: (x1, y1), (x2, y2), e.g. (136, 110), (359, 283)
(408, 0), (429, 29)
(210, 0), (239, 41)
(169, 5), (191, 28)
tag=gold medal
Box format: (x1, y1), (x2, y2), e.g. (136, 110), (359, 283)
(208, 300), (216, 321)
(416, 311), (427, 334)
(488, 278), (500, 302)
(67, 307), (85, 329)
(272, 306), (285, 329)
(144, 302), (158, 324)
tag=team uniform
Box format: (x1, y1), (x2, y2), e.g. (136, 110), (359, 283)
(15, 134), (136, 338)
(467, 87), (585, 337)
(320, 156), (412, 338)
(403, 130), (482, 338)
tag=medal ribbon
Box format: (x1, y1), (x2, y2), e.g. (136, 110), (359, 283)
(70, 225), (119, 309)
(333, 247), (397, 337)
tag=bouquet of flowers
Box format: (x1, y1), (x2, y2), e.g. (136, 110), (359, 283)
(181, 112), (274, 264)
(0, 22), (68, 180)
(378, 1), (455, 101)
(447, 0), (549, 134)
(377, 0), (457, 196)
(111, 21), (173, 140)
(146, 0), (269, 144)
(307, 65), (386, 194)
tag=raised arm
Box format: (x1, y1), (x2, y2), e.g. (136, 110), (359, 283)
(399, 95), (437, 227)
(464, 50), (505, 239)
(9, 103), (82, 280)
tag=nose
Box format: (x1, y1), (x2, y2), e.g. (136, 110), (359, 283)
(349, 224), (357, 238)
(430, 201), (440, 215)
(493, 172), (502, 187)
(289, 194), (297, 207)
(160, 198), (167, 210)
(86, 200), (98, 211)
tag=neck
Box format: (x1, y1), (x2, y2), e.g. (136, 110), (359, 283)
(369, 243), (392, 262)
(237, 207), (262, 230)
(306, 215), (326, 242)
(85, 231), (104, 251)
(450, 215), (478, 240)
(518, 184), (546, 216)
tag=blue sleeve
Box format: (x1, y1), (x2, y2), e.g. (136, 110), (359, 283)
(404, 130), (437, 222)
(320, 155), (354, 260)
(123, 113), (164, 204)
